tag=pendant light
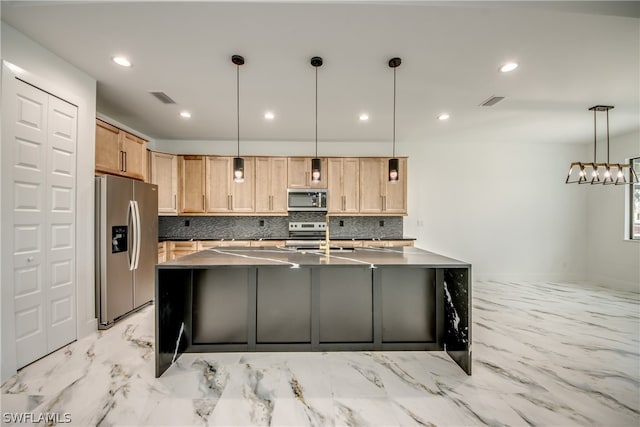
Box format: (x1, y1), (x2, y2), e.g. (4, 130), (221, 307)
(232, 54), (245, 183)
(565, 105), (638, 185)
(311, 56), (323, 183)
(388, 57), (401, 183)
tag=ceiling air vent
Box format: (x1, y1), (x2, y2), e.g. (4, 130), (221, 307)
(480, 96), (505, 107)
(149, 91), (176, 104)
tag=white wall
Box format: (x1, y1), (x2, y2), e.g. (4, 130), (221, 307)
(1, 23), (97, 379)
(586, 130), (640, 292)
(404, 139), (590, 282)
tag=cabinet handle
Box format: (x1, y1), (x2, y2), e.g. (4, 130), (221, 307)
(123, 151), (127, 172)
(383, 195), (386, 211)
(119, 151), (124, 171)
(342, 195), (346, 211)
(228, 195), (232, 210)
(202, 194), (205, 210)
(173, 194), (176, 210)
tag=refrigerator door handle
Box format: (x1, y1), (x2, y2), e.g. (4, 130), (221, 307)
(127, 200), (135, 270)
(133, 200), (142, 270)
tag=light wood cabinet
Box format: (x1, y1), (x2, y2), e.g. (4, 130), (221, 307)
(179, 155), (206, 214)
(198, 240), (251, 250)
(359, 158), (407, 215)
(287, 157), (327, 188)
(168, 241), (198, 260)
(327, 158), (359, 214)
(158, 242), (167, 263)
(95, 119), (147, 180)
(151, 152), (178, 215)
(255, 157), (288, 214)
(362, 240), (413, 248)
(205, 156), (255, 214)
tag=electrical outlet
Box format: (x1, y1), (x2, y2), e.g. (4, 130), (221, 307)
(339, 220), (344, 227)
(259, 220), (265, 227)
(184, 220), (190, 227)
(379, 220), (385, 227)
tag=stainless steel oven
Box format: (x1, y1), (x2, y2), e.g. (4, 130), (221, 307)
(287, 189), (327, 212)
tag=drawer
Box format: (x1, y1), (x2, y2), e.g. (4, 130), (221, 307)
(250, 240), (285, 247)
(330, 240), (363, 248)
(198, 240), (251, 250)
(169, 241), (198, 251)
(387, 240), (414, 247)
(158, 241), (167, 251)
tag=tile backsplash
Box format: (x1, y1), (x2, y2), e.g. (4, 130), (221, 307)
(159, 212), (403, 240)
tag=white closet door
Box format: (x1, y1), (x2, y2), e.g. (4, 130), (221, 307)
(10, 79), (78, 368)
(46, 96), (77, 352)
(12, 81), (49, 367)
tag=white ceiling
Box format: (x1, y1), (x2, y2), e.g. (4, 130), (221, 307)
(2, 1), (639, 147)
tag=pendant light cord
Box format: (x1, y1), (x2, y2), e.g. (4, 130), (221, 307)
(315, 66), (318, 158)
(393, 66), (396, 158)
(593, 108), (596, 163)
(606, 108), (610, 163)
(236, 64), (240, 158)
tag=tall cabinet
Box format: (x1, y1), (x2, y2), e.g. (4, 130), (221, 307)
(206, 156), (255, 214)
(327, 158), (360, 213)
(255, 157), (288, 214)
(359, 157), (407, 214)
(151, 152), (178, 215)
(179, 155), (206, 214)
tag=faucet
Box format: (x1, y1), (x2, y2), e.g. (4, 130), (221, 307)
(323, 214), (330, 255)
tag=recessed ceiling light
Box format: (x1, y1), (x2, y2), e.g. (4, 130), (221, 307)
(112, 56), (132, 67)
(500, 62), (518, 73)
(359, 113), (369, 121)
(179, 111), (191, 119)
(264, 112), (275, 120)
(438, 113), (450, 121)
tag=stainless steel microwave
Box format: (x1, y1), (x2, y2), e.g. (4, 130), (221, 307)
(287, 189), (328, 211)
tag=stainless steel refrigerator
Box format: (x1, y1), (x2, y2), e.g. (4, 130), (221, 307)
(95, 175), (158, 329)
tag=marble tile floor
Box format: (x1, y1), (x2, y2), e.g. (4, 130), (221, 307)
(2, 280), (638, 426)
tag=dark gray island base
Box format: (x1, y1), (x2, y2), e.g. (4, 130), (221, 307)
(155, 246), (471, 377)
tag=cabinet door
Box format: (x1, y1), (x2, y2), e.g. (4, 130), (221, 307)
(120, 132), (146, 180)
(327, 158), (343, 212)
(206, 156), (232, 213)
(151, 152), (178, 215)
(342, 158), (360, 213)
(287, 157), (327, 188)
(384, 157), (407, 214)
(287, 157), (309, 188)
(231, 157), (255, 213)
(95, 119), (120, 174)
(254, 157), (271, 212)
(179, 156), (206, 213)
(270, 157), (288, 213)
(359, 158), (384, 213)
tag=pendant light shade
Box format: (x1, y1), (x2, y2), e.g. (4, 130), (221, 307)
(311, 56), (323, 183)
(388, 57), (401, 183)
(232, 54), (245, 183)
(565, 105), (638, 186)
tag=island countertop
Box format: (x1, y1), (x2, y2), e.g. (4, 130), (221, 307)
(158, 246), (470, 268)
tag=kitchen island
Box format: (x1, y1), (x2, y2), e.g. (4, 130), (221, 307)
(155, 246), (471, 376)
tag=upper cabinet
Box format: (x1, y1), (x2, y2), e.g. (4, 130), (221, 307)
(163, 153), (406, 216)
(359, 157), (407, 215)
(178, 155), (206, 214)
(255, 157), (288, 214)
(205, 156), (255, 214)
(151, 152), (178, 215)
(287, 157), (327, 188)
(95, 119), (147, 180)
(327, 158), (359, 214)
